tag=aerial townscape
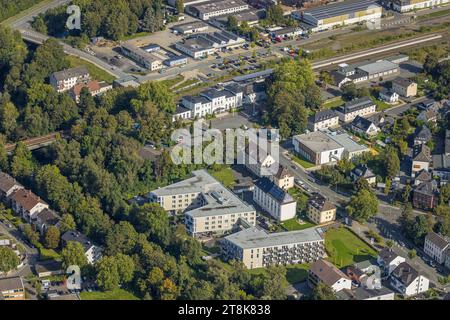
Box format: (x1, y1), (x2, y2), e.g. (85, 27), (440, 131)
(0, 0), (449, 306)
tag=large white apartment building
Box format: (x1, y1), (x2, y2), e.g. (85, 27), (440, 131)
(392, 0), (448, 12)
(147, 170), (256, 237)
(222, 226), (325, 269)
(335, 97), (377, 123)
(390, 262), (429, 297)
(181, 83), (243, 118)
(253, 178), (297, 221)
(49, 66), (90, 93)
(424, 231), (450, 264)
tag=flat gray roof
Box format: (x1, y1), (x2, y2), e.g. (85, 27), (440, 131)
(293, 131), (342, 153)
(190, 0), (248, 14)
(301, 0), (380, 21)
(150, 170), (255, 218)
(225, 226), (323, 249)
(326, 131), (370, 154)
(172, 21), (209, 32)
(357, 60), (398, 75)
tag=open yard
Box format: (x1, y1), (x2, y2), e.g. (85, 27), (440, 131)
(281, 218), (315, 231)
(247, 264), (310, 285)
(209, 167), (236, 188)
(67, 56), (116, 84)
(292, 155), (315, 169)
(325, 227), (377, 268)
(80, 289), (139, 300)
(322, 97), (344, 109)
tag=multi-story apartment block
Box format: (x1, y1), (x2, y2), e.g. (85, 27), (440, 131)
(181, 84), (243, 118)
(222, 226), (325, 269)
(0, 277), (25, 300)
(392, 77), (417, 97)
(390, 262), (429, 297)
(307, 193), (336, 225)
(424, 231), (450, 264)
(411, 144), (432, 177)
(61, 231), (103, 264)
(307, 110), (339, 132)
(308, 259), (352, 292)
(413, 181), (438, 210)
(148, 170), (256, 237)
(49, 66), (90, 93)
(0, 171), (23, 202)
(253, 178), (297, 221)
(377, 248), (406, 275)
(335, 97), (377, 123)
(271, 166), (295, 190)
(8, 189), (49, 221)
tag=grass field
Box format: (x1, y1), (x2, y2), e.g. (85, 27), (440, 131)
(80, 289), (140, 300)
(160, 75), (184, 88)
(67, 56), (116, 84)
(372, 97), (392, 112)
(325, 227), (376, 268)
(292, 155), (315, 169)
(322, 97), (344, 109)
(210, 167), (236, 188)
(247, 264), (310, 284)
(281, 218), (315, 231)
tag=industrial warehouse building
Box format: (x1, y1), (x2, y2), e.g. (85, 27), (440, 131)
(121, 43), (162, 71)
(222, 226), (325, 269)
(187, 0), (249, 20)
(291, 0), (382, 32)
(391, 0), (449, 12)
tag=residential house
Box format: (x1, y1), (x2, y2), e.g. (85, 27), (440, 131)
(308, 259), (352, 292)
(61, 231), (103, 264)
(50, 66), (90, 93)
(377, 248), (405, 275)
(337, 286), (395, 300)
(424, 231), (449, 264)
(412, 181), (438, 210)
(8, 189), (49, 221)
(350, 116), (380, 138)
(379, 88), (399, 104)
(307, 110), (339, 132)
(0, 172), (23, 202)
(414, 169), (432, 186)
(335, 97), (377, 122)
(69, 80), (112, 103)
(270, 165), (294, 190)
(172, 105), (192, 122)
(445, 250), (450, 270)
(350, 164), (377, 186)
(222, 226), (325, 269)
(413, 126), (432, 146)
(417, 109), (438, 123)
(411, 144), (432, 178)
(253, 178), (297, 221)
(392, 77), (417, 98)
(0, 276), (25, 300)
(33, 208), (61, 235)
(432, 129), (450, 183)
(307, 193), (336, 225)
(390, 262), (429, 297)
(244, 147), (277, 178)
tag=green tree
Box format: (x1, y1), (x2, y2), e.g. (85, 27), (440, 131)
(44, 226), (60, 249)
(384, 147), (400, 178)
(61, 241), (88, 269)
(0, 246), (20, 273)
(346, 189), (379, 222)
(59, 213), (76, 234)
(22, 224), (39, 244)
(310, 282), (337, 300)
(10, 142), (35, 180)
(175, 0), (184, 14)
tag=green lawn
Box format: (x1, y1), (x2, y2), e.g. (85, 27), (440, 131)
(160, 75), (184, 88)
(281, 218), (315, 231)
(38, 247), (61, 261)
(247, 264), (310, 284)
(371, 97), (391, 112)
(119, 32), (153, 41)
(210, 167), (236, 188)
(292, 155), (315, 169)
(322, 97), (344, 109)
(67, 56), (116, 84)
(80, 289), (140, 300)
(325, 227), (377, 268)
